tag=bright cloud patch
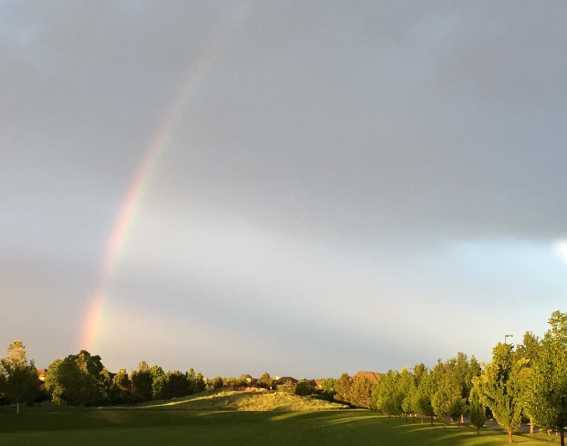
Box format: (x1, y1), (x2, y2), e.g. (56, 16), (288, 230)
(553, 240), (567, 265)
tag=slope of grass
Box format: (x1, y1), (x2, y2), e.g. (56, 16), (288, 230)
(0, 408), (555, 446)
(140, 389), (347, 411)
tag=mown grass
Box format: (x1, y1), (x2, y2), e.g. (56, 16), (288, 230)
(0, 406), (555, 446)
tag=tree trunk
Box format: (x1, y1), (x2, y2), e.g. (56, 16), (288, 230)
(561, 429), (564, 446)
(529, 420), (534, 434)
(507, 427), (513, 444)
(460, 414), (464, 425)
(16, 401), (20, 415)
(430, 415), (434, 425)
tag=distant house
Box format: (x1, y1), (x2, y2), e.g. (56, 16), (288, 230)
(274, 376), (298, 386)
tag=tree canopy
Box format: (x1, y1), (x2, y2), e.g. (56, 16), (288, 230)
(475, 343), (527, 443)
(524, 311), (567, 446)
(0, 341), (39, 414)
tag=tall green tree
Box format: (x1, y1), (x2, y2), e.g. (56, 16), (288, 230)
(517, 332), (541, 363)
(0, 369), (5, 402)
(131, 362), (153, 401)
(318, 378), (336, 401)
(350, 374), (376, 408)
(431, 374), (463, 422)
(413, 363), (426, 386)
(6, 341), (27, 364)
(150, 366), (169, 399)
(476, 343), (527, 443)
(411, 370), (435, 423)
(525, 311), (567, 446)
(517, 331), (541, 433)
(434, 354), (480, 423)
(258, 372), (273, 390)
(548, 310), (567, 343)
(469, 384), (486, 433)
(167, 371), (190, 397)
(335, 373), (353, 405)
(403, 381), (417, 417)
(210, 376), (224, 390)
(44, 351), (107, 406)
(295, 379), (315, 396)
(372, 370), (408, 415)
(398, 369), (416, 416)
(0, 341), (39, 414)
(110, 369), (132, 404)
(187, 368), (205, 394)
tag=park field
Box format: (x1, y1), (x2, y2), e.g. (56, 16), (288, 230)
(0, 407), (556, 446)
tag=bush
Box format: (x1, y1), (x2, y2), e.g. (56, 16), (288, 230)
(131, 366), (153, 402)
(258, 372), (273, 389)
(295, 379), (315, 396)
(109, 369), (133, 404)
(223, 377), (245, 389)
(44, 355), (106, 406)
(334, 373), (353, 404)
(210, 376), (224, 390)
(167, 371), (191, 398)
(316, 378), (336, 401)
(187, 369), (206, 393)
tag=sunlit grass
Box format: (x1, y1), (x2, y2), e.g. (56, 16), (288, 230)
(137, 389), (346, 411)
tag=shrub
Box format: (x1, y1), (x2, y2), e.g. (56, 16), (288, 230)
(295, 379), (315, 396)
(258, 372), (273, 389)
(210, 376), (224, 390)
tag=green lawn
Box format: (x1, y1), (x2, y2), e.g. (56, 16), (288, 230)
(0, 408), (555, 446)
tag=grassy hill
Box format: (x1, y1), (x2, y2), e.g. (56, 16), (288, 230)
(0, 407), (556, 446)
(139, 389), (348, 411)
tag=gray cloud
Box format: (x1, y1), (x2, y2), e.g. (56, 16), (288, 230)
(2, 1), (567, 374)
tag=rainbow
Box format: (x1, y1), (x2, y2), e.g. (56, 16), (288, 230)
(79, 3), (251, 351)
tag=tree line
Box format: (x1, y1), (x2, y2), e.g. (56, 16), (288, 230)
(0, 347), (319, 409)
(0, 345), (207, 410)
(328, 311), (567, 445)
(2, 311), (567, 444)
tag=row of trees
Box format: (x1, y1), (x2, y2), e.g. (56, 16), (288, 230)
(44, 352), (206, 406)
(0, 346), (323, 410)
(477, 311), (567, 445)
(0, 345), (206, 409)
(330, 311), (567, 445)
(3, 310), (567, 444)
(0, 347), (322, 409)
(334, 372), (378, 408)
(374, 353), (481, 423)
(334, 354), (481, 422)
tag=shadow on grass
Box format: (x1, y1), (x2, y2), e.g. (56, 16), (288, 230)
(267, 411), (551, 446)
(0, 407), (553, 446)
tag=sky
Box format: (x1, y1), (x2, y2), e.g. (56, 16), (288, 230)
(2, 0), (567, 378)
